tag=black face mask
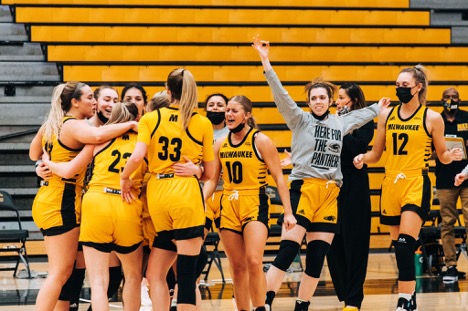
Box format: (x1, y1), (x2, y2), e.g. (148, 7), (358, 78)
(443, 99), (459, 112)
(206, 111), (225, 125)
(396, 87), (416, 104)
(97, 110), (109, 124)
(311, 110), (329, 120)
(230, 122), (245, 133)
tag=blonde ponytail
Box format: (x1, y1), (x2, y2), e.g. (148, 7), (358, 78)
(43, 83), (66, 143)
(166, 68), (198, 131)
(179, 70), (198, 130)
(43, 81), (87, 143)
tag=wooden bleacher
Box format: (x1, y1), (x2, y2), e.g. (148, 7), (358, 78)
(1, 0), (467, 253)
(31, 26), (451, 44)
(1, 0), (411, 8)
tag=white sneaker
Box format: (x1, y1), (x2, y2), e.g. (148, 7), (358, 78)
(141, 285), (152, 306)
(232, 297), (238, 311)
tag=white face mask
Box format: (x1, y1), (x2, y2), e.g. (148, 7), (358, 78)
(337, 105), (351, 116)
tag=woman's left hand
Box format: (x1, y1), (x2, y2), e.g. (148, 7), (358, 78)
(120, 177), (136, 203)
(377, 97), (391, 112)
(172, 156), (202, 178)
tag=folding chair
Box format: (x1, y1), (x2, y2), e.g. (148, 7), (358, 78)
(201, 231), (225, 283)
(0, 190), (31, 278)
(419, 207), (467, 275)
(419, 209), (444, 275)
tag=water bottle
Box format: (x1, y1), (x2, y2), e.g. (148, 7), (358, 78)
(414, 247), (423, 277)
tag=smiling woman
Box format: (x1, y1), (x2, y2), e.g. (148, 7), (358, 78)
(89, 85), (119, 127)
(28, 82), (138, 311)
(251, 35), (390, 311)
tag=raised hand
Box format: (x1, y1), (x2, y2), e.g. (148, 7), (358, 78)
(251, 34), (273, 72)
(252, 34), (270, 58)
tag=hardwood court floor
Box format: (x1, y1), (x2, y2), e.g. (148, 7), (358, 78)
(1, 252), (467, 310)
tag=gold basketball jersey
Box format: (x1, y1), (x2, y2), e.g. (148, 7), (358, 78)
(385, 105), (432, 172)
(219, 128), (267, 191)
(43, 116), (85, 186)
(138, 106), (214, 174)
(88, 132), (145, 191)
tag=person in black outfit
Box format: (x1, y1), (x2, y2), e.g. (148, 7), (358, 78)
(434, 87), (468, 283)
(326, 83), (374, 311)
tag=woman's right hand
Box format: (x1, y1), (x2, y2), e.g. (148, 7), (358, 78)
(353, 154), (365, 169)
(36, 161), (52, 181)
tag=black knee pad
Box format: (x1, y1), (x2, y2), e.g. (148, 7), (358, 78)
(177, 254), (198, 305)
(59, 263), (85, 302)
(272, 240), (301, 272)
(394, 234), (416, 281)
(107, 266), (123, 299)
(304, 240), (330, 278)
(195, 246), (208, 278)
(68, 268), (85, 309)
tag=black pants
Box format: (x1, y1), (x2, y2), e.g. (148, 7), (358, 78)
(326, 169), (371, 309)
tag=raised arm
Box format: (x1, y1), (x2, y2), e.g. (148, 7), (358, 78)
(252, 35), (307, 131)
(255, 133), (296, 231)
(342, 97), (390, 137)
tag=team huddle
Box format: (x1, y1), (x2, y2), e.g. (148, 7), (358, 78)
(28, 36), (467, 311)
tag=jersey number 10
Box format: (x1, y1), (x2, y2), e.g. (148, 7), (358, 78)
(225, 161), (243, 184)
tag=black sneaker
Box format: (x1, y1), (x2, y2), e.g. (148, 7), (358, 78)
(443, 266), (459, 283)
(265, 291), (275, 311)
(293, 299), (310, 311)
(396, 297), (414, 311)
(411, 292), (418, 311)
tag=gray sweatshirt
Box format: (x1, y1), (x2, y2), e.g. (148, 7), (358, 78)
(264, 69), (379, 185)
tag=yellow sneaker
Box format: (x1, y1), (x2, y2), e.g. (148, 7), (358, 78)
(343, 306), (359, 311)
